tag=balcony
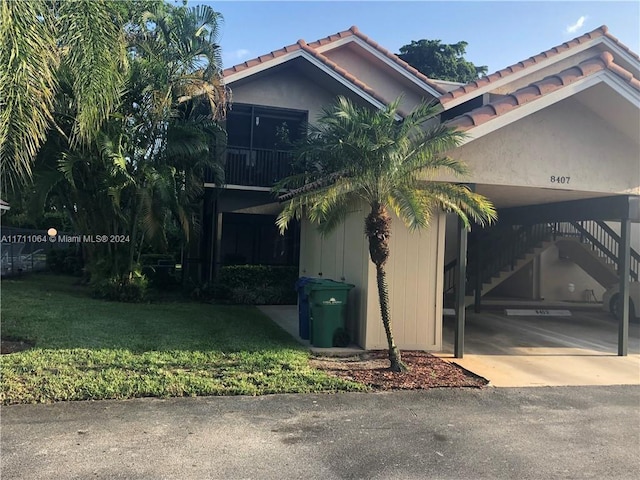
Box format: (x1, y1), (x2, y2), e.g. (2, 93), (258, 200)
(220, 147), (294, 188)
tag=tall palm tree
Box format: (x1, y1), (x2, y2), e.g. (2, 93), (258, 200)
(277, 96), (496, 372)
(123, 2), (227, 275)
(27, 2), (227, 281)
(0, 0), (129, 193)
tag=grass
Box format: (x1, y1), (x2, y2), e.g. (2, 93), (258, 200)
(1, 274), (367, 404)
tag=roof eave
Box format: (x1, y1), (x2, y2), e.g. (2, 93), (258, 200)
(440, 34), (640, 111)
(451, 72), (639, 145)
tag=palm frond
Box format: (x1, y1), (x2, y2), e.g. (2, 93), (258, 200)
(0, 0), (59, 189)
(388, 185), (433, 231)
(277, 94), (496, 237)
(58, 0), (128, 146)
(419, 182), (497, 228)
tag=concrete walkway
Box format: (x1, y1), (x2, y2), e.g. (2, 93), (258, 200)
(2, 387), (638, 479)
(258, 305), (364, 356)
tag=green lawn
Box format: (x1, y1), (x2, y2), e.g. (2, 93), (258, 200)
(1, 275), (366, 404)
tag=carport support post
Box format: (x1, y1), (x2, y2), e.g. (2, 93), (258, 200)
(454, 216), (468, 359)
(474, 235), (482, 313)
(618, 217), (631, 356)
(214, 211), (223, 279)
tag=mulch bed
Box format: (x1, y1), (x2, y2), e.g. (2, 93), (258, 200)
(1, 340), (34, 355)
(310, 350), (488, 390)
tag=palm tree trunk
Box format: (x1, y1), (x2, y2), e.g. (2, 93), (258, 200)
(365, 203), (407, 372)
(374, 262), (406, 372)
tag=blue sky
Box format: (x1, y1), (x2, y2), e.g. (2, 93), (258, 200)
(199, 1), (639, 74)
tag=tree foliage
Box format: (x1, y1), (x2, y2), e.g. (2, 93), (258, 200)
(11, 1), (227, 283)
(398, 39), (488, 84)
(277, 97), (496, 371)
(0, 0), (129, 193)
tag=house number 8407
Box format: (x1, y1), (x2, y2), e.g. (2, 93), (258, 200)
(550, 176), (570, 184)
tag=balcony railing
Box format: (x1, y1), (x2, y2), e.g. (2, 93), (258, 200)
(213, 147), (294, 188)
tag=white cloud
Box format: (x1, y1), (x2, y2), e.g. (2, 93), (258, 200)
(229, 49), (251, 60)
(223, 48), (252, 68)
(566, 16), (587, 34)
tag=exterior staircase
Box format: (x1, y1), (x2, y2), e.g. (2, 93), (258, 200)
(444, 220), (639, 308)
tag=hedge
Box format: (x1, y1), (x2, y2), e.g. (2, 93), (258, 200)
(215, 265), (298, 305)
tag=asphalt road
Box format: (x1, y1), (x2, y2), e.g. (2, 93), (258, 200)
(2, 386), (639, 479)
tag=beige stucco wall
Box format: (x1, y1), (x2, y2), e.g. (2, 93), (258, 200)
(605, 222), (640, 252)
(299, 208), (445, 351)
(486, 249), (608, 302)
(539, 246), (607, 301)
(229, 65), (337, 124)
(323, 46), (428, 112)
(447, 96), (640, 195)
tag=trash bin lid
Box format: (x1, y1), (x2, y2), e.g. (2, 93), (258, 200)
(305, 279), (355, 292)
(295, 276), (320, 289)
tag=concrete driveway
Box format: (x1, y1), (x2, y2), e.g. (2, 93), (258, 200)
(2, 387), (639, 480)
(440, 310), (640, 387)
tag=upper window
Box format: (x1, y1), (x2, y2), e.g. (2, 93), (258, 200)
(226, 104), (307, 151)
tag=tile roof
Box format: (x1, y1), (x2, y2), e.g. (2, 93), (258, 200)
(223, 26), (447, 96)
(446, 52), (640, 132)
(223, 37), (395, 109)
(440, 25), (639, 105)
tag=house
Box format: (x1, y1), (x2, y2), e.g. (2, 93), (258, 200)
(202, 25), (639, 356)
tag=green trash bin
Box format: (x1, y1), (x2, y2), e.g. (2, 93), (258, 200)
(304, 279), (354, 348)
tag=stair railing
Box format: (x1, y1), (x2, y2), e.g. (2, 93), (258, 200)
(444, 219), (640, 302)
(444, 223), (552, 295)
(557, 220), (639, 282)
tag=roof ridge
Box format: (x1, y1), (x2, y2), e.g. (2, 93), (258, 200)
(446, 52), (640, 131)
(224, 26), (447, 95)
(440, 25), (639, 105)
(345, 26), (447, 94)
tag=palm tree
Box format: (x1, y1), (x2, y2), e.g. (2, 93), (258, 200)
(0, 0), (129, 193)
(26, 2), (227, 281)
(276, 96), (496, 372)
(122, 2), (227, 275)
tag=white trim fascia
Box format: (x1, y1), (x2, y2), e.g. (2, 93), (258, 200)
(601, 37), (640, 74)
(442, 36), (618, 110)
(312, 35), (353, 53)
(225, 50), (401, 120)
(225, 50), (303, 84)
(457, 71), (639, 145)
(315, 35), (441, 98)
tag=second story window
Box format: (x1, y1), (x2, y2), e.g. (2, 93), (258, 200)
(224, 105), (307, 187)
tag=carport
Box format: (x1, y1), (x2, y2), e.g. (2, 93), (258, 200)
(440, 307), (640, 386)
(451, 194), (639, 359)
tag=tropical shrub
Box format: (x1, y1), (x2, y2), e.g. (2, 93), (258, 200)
(91, 273), (148, 303)
(46, 247), (83, 276)
(215, 265), (298, 305)
(140, 254), (179, 290)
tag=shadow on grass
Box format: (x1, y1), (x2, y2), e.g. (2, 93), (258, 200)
(1, 274), (301, 354)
